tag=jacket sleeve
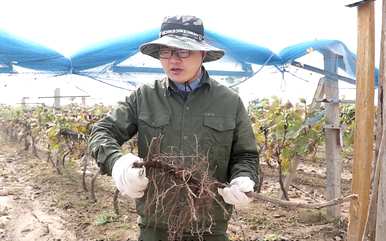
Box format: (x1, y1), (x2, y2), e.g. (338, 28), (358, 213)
(88, 92), (139, 175)
(228, 97), (259, 184)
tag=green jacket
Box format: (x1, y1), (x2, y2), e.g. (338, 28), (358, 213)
(88, 69), (259, 233)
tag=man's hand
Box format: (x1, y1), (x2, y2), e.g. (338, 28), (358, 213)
(112, 153), (149, 199)
(218, 176), (255, 206)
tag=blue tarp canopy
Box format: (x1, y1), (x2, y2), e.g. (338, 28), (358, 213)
(0, 31), (70, 72)
(205, 31), (282, 66)
(0, 28), (378, 85)
(278, 39), (379, 85)
(71, 29), (159, 72)
(279, 39), (356, 77)
(70, 29), (282, 73)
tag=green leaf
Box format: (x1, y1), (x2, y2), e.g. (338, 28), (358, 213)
(95, 214), (110, 226)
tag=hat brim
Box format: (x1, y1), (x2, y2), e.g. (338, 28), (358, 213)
(139, 35), (224, 62)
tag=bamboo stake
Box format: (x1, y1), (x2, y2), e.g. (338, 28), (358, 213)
(361, 132), (384, 240)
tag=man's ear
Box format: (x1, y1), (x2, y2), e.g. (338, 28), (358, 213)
(202, 51), (207, 61)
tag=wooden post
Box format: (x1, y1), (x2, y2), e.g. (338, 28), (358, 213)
(81, 96), (86, 106)
(347, 1), (375, 241)
(375, 1), (386, 240)
(362, 1), (386, 240)
(54, 88), (60, 109)
(324, 53), (342, 219)
(20, 97), (27, 110)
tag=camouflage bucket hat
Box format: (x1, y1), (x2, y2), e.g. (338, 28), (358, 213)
(140, 15), (225, 62)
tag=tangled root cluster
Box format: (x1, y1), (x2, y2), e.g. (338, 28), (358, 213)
(134, 138), (226, 241)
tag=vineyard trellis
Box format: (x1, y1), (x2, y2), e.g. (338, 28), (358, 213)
(0, 100), (357, 219)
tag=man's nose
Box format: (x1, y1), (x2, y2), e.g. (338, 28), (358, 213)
(169, 52), (182, 62)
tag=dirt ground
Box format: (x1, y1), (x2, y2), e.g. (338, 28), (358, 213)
(0, 135), (352, 241)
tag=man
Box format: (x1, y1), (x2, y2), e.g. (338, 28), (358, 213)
(88, 15), (258, 241)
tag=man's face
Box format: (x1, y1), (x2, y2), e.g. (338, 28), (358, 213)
(159, 47), (204, 83)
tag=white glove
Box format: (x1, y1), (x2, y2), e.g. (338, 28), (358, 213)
(218, 176), (255, 206)
(112, 153), (149, 199)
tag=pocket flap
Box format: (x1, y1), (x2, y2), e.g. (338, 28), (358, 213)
(204, 116), (235, 131)
(139, 112), (170, 127)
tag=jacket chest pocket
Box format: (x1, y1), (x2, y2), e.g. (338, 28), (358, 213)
(202, 116), (236, 182)
(202, 115), (236, 145)
(137, 113), (170, 155)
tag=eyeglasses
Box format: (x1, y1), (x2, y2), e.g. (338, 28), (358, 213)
(159, 48), (191, 59)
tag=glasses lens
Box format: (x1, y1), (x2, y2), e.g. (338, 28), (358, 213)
(159, 49), (171, 59)
(158, 48), (190, 59)
(176, 50), (190, 58)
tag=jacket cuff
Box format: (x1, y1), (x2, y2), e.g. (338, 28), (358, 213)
(97, 151), (123, 176)
(230, 172), (256, 185)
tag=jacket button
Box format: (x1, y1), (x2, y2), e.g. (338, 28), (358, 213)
(186, 106), (190, 110)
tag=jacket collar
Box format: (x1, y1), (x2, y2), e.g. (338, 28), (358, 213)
(164, 66), (212, 95)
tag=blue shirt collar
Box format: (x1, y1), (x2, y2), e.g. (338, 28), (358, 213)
(172, 69), (203, 92)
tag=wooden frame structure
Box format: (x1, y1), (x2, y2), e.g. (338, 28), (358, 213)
(346, 1), (375, 241)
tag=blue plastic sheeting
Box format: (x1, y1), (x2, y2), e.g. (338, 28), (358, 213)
(70, 29), (279, 73)
(279, 39), (356, 77)
(0, 28), (379, 85)
(205, 31), (281, 66)
(70, 32), (369, 83)
(279, 39), (378, 85)
(0, 31), (70, 72)
(71, 29), (159, 72)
